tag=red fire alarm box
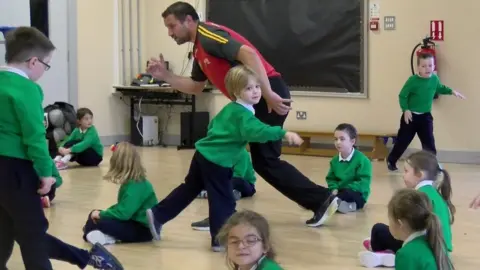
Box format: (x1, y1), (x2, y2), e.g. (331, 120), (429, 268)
(370, 20), (379, 31)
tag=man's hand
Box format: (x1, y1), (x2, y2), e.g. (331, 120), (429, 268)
(38, 177), (56, 195)
(147, 54), (170, 80)
(284, 131), (304, 146)
(264, 91), (292, 115)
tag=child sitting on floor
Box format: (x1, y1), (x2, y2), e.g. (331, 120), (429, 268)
(83, 142), (158, 245)
(326, 123), (372, 213)
(54, 107), (103, 170)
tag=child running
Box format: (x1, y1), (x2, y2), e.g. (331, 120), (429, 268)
(381, 189), (454, 269)
(359, 150), (455, 268)
(0, 26), (122, 270)
(217, 210), (282, 270)
(54, 107), (103, 170)
(146, 65), (304, 251)
(386, 52), (465, 171)
(192, 148), (257, 231)
(326, 123), (372, 213)
(83, 142), (157, 245)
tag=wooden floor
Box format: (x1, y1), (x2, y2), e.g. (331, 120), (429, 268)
(7, 147), (480, 269)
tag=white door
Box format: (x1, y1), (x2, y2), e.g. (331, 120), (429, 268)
(0, 0), (71, 107)
(37, 0), (70, 106)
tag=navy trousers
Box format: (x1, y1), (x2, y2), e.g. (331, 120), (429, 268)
(0, 155), (89, 270)
(370, 223), (403, 253)
(151, 151), (235, 246)
(337, 189), (366, 209)
(388, 112), (436, 164)
(62, 139), (102, 166)
(83, 211), (152, 243)
(232, 177), (256, 198)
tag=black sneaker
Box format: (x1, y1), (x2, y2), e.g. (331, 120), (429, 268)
(146, 209), (162, 240)
(88, 243), (124, 270)
(191, 217), (210, 231)
(306, 195), (339, 227)
(387, 160), (398, 171)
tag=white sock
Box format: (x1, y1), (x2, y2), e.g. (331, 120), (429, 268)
(60, 154), (72, 163)
(54, 155), (62, 162)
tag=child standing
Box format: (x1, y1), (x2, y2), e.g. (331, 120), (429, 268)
(0, 26), (122, 270)
(326, 123), (372, 213)
(387, 53), (465, 171)
(217, 210), (282, 270)
(384, 189), (453, 269)
(54, 107), (103, 170)
(192, 148), (257, 231)
(359, 150), (455, 268)
(83, 142), (157, 245)
(146, 65), (305, 251)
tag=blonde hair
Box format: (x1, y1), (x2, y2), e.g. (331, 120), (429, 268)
(217, 210), (277, 270)
(103, 142), (146, 184)
(225, 65), (259, 101)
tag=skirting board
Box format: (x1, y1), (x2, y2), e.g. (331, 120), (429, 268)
(100, 134), (480, 165)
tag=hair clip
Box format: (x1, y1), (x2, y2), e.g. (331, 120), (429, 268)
(110, 142), (119, 152)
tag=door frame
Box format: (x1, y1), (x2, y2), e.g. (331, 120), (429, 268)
(66, 0), (78, 108)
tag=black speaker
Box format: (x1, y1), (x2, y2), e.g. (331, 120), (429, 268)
(179, 112), (209, 149)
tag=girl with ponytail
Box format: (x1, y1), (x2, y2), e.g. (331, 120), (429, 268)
(359, 150), (455, 268)
(387, 189), (454, 270)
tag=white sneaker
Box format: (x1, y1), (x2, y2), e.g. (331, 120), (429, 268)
(358, 251), (395, 268)
(86, 230), (117, 245)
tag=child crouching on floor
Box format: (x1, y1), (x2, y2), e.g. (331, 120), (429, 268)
(326, 123), (372, 213)
(83, 142), (158, 245)
(217, 210), (283, 270)
(54, 107), (103, 170)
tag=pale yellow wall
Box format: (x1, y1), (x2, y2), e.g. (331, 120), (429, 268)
(76, 0), (480, 151)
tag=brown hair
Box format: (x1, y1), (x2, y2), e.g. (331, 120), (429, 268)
(225, 65), (259, 101)
(103, 142), (146, 184)
(406, 150), (455, 224)
(217, 210), (277, 269)
(417, 52), (434, 65)
(388, 189), (454, 270)
(76, 107), (93, 120)
(335, 123), (358, 148)
(161, 1), (199, 21)
(4, 26), (55, 64)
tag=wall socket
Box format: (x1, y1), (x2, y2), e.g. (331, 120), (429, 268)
(384, 16), (396, 30)
(296, 111), (307, 120)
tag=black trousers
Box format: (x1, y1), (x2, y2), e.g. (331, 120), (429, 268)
(0, 155), (90, 270)
(151, 151), (235, 246)
(388, 112), (436, 164)
(337, 189), (366, 209)
(370, 223), (403, 253)
(249, 76), (331, 211)
(83, 211), (152, 243)
(62, 139), (103, 166)
(232, 177), (256, 198)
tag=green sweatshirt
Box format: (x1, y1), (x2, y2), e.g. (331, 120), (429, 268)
(195, 102), (286, 168)
(325, 149), (372, 201)
(233, 149), (256, 184)
(51, 160), (63, 188)
(62, 126), (103, 157)
(100, 179), (158, 227)
(418, 184), (453, 252)
(0, 71), (52, 177)
(395, 235), (439, 270)
(398, 74), (453, 113)
(257, 257), (283, 270)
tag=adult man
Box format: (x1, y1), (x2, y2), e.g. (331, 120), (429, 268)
(148, 1), (337, 227)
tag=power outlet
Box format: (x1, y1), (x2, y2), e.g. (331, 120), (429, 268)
(296, 111), (307, 120)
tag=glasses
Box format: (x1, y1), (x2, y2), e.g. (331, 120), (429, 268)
(25, 58), (51, 71)
(228, 235), (262, 248)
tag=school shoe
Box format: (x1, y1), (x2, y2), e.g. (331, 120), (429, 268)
(191, 217), (210, 231)
(197, 190), (242, 201)
(358, 251), (395, 268)
(86, 230), (117, 245)
(386, 160), (397, 172)
(87, 243), (124, 270)
(41, 196), (51, 208)
(305, 195), (339, 227)
(146, 209), (162, 241)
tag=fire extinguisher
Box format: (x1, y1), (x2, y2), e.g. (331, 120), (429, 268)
(411, 36), (439, 99)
